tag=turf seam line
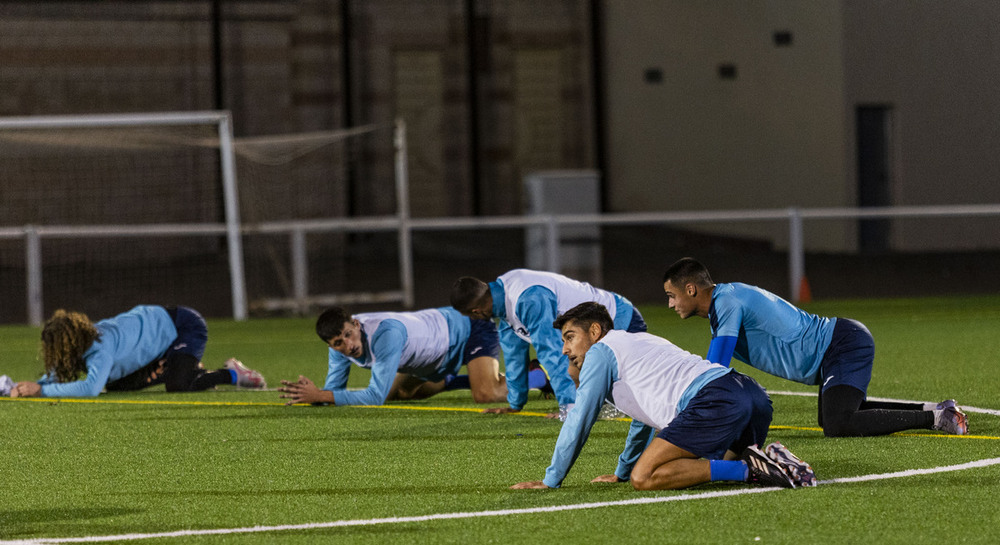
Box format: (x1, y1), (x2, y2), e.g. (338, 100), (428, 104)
(5, 457), (1000, 545)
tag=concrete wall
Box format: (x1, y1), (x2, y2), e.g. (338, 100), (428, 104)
(603, 0), (850, 251)
(842, 1), (1000, 251)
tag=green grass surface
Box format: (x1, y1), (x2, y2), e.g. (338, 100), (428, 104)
(2, 296), (1000, 544)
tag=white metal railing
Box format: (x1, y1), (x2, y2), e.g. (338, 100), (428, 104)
(6, 203), (1000, 325)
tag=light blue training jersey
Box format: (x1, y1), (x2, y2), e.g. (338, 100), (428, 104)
(37, 305), (178, 397)
(709, 282), (836, 385)
(490, 269), (636, 410)
(542, 330), (730, 488)
(323, 307), (471, 406)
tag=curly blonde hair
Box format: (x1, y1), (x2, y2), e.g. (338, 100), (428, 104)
(41, 309), (101, 383)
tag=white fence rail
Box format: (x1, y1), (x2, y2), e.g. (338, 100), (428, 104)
(5, 203), (1000, 325)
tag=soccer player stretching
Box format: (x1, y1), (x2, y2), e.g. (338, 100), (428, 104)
(662, 257), (967, 437)
(9, 305), (264, 398)
(512, 302), (815, 490)
(451, 269), (647, 420)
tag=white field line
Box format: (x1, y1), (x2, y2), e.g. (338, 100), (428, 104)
(768, 390), (1000, 417)
(4, 457), (1000, 545)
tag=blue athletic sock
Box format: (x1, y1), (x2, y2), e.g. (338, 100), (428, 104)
(444, 374), (471, 390)
(710, 460), (749, 482)
(528, 368), (548, 390)
(227, 369), (238, 384)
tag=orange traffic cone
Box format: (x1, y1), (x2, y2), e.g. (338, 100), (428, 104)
(798, 276), (812, 304)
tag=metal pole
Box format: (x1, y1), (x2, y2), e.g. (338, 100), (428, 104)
(218, 113), (248, 320)
(546, 215), (561, 273)
(788, 208), (804, 303)
(291, 228), (308, 315)
(395, 118), (415, 308)
(25, 226), (43, 326)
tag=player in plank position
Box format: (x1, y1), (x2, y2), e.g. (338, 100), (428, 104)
(277, 306), (511, 406)
(511, 302), (816, 490)
(450, 269), (647, 420)
(9, 305), (264, 398)
(661, 257), (968, 437)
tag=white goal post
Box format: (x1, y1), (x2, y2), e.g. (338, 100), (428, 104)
(0, 111), (246, 324)
(0, 111), (415, 326)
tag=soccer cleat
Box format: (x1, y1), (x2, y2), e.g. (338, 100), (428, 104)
(224, 358), (267, 389)
(935, 399), (957, 411)
(764, 442), (817, 487)
(741, 445), (795, 488)
(933, 404), (969, 435)
(557, 403), (576, 422)
(598, 402), (628, 420)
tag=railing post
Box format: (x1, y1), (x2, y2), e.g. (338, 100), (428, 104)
(291, 227), (308, 315)
(395, 118), (415, 308)
(546, 215), (560, 273)
(788, 207), (804, 303)
(25, 226), (43, 326)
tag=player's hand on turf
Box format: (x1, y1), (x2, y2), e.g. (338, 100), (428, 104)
(10, 381), (41, 398)
(591, 474), (622, 483)
(510, 480), (549, 489)
(482, 407), (521, 414)
(278, 375), (323, 405)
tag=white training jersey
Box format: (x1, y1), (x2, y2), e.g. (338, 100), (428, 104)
(499, 269), (619, 343)
(600, 330), (727, 429)
(351, 309), (451, 375)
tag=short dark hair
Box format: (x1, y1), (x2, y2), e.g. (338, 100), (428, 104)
(450, 276), (489, 312)
(663, 257), (714, 288)
(316, 307), (352, 342)
(552, 302), (613, 334)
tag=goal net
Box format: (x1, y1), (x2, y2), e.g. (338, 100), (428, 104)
(0, 112), (406, 325)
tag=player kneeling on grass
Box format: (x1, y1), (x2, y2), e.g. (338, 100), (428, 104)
(278, 306), (509, 406)
(9, 305), (265, 398)
(511, 302), (817, 491)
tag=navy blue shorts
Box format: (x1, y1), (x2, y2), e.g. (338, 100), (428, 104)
(423, 318), (500, 382)
(625, 307), (648, 333)
(657, 371), (773, 460)
(462, 318), (500, 364)
(163, 306), (208, 361)
(817, 318), (874, 395)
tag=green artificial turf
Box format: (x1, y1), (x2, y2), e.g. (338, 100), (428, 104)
(2, 296), (999, 543)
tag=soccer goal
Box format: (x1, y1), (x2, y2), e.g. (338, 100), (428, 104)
(0, 111), (413, 325)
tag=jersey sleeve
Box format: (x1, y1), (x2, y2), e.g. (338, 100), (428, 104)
(542, 343), (615, 488)
(712, 291), (745, 338)
(38, 348), (113, 397)
(498, 320), (531, 410)
(706, 335), (738, 366)
(330, 321), (407, 406)
(517, 287), (574, 405)
(614, 420), (655, 480)
(323, 348), (351, 391)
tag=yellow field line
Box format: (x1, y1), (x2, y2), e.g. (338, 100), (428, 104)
(2, 397), (997, 439)
(770, 423), (1000, 440)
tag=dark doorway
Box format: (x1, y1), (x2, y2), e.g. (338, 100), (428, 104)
(856, 105), (893, 253)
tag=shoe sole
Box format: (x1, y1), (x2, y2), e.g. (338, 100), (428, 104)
(765, 442), (817, 487)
